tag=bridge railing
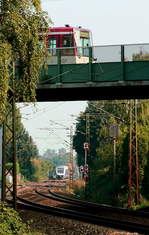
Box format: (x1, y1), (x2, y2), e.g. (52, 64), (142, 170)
(93, 43), (149, 63)
(124, 43), (149, 61)
(44, 43), (149, 64)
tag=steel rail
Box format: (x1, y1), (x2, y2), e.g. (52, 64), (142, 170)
(18, 184), (149, 217)
(49, 189), (149, 218)
(16, 195), (149, 234)
(35, 189), (95, 213)
(35, 189), (88, 207)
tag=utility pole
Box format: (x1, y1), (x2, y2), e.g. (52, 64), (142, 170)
(69, 126), (73, 190)
(128, 99), (140, 207)
(109, 123), (119, 179)
(84, 113), (90, 197)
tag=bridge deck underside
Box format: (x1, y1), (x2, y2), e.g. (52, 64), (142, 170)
(37, 61), (149, 101)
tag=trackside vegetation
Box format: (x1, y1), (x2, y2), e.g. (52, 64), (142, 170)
(0, 203), (30, 235)
(73, 100), (149, 208)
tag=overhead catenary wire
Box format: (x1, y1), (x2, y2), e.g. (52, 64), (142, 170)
(17, 102), (66, 121)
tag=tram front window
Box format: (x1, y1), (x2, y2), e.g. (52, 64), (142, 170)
(62, 35), (73, 47)
(80, 38), (90, 56)
(62, 35), (74, 56)
(57, 168), (64, 174)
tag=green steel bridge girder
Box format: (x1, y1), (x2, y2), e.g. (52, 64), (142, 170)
(37, 61), (149, 101)
(39, 61), (149, 83)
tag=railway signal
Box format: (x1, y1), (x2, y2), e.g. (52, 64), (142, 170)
(79, 165), (84, 172)
(84, 164), (88, 173)
(83, 164), (89, 181)
(83, 142), (89, 166)
(83, 142), (89, 149)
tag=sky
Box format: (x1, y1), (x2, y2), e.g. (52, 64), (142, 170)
(18, 0), (149, 155)
(41, 0), (149, 45)
(17, 101), (87, 155)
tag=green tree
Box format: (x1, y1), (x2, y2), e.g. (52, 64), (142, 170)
(73, 100), (127, 168)
(17, 132), (39, 180)
(133, 50), (149, 61)
(73, 100), (149, 206)
(31, 158), (53, 181)
(42, 148), (70, 166)
(0, 0), (51, 123)
(5, 106), (40, 180)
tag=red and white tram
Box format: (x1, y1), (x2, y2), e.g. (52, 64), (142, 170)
(43, 25), (93, 64)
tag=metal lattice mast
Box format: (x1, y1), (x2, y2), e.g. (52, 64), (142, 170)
(2, 61), (17, 209)
(128, 99), (140, 207)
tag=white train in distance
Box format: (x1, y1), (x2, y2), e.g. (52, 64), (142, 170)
(49, 165), (80, 180)
(55, 165), (69, 179)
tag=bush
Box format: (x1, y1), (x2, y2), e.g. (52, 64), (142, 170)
(0, 203), (30, 235)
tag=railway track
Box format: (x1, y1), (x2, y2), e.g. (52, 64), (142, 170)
(48, 189), (149, 217)
(16, 184), (149, 234)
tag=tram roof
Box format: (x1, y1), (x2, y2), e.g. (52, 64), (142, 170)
(48, 26), (91, 33)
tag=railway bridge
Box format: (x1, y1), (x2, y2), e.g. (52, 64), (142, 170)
(37, 43), (149, 101)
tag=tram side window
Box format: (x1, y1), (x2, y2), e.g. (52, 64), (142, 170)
(81, 38), (90, 56)
(48, 38), (57, 55)
(62, 35), (74, 56)
(62, 35), (73, 47)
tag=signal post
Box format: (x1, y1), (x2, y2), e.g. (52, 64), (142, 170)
(83, 142), (89, 198)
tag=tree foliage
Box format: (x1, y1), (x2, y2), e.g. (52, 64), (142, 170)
(73, 100), (149, 206)
(73, 100), (128, 168)
(133, 50), (149, 61)
(42, 148), (70, 167)
(17, 130), (39, 180)
(31, 158), (53, 181)
(5, 106), (40, 180)
(0, 0), (51, 123)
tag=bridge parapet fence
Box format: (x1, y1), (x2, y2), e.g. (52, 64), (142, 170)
(45, 43), (149, 65)
(93, 45), (121, 63)
(92, 43), (149, 63)
(124, 43), (149, 61)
